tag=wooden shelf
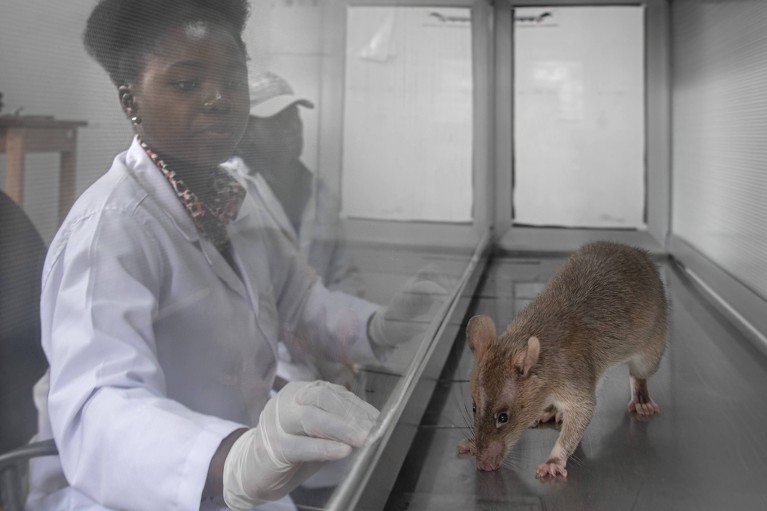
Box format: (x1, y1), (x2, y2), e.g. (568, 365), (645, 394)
(1, 117), (87, 224)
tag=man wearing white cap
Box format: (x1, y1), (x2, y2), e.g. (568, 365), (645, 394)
(224, 72), (365, 388)
(232, 72), (364, 298)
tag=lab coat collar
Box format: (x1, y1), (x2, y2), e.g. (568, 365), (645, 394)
(123, 138), (249, 299)
(224, 156), (299, 245)
(227, 169), (255, 225)
(124, 137), (200, 243)
(252, 173), (299, 244)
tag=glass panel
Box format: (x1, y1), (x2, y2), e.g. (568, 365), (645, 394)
(512, 5), (646, 229)
(1, 1), (480, 510)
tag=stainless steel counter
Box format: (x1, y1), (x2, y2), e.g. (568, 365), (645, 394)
(385, 255), (767, 511)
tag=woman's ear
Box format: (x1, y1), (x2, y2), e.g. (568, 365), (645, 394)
(119, 85), (142, 127)
(118, 85), (136, 117)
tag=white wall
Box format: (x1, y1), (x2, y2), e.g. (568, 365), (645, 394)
(671, 0), (767, 303)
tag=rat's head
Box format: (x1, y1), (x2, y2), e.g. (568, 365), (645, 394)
(466, 314), (546, 471)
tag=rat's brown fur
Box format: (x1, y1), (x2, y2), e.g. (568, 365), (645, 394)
(457, 241), (667, 478)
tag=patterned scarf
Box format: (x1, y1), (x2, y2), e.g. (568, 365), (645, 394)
(140, 140), (245, 253)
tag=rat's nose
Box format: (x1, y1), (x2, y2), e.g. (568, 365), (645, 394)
(475, 441), (503, 471)
(476, 456), (500, 471)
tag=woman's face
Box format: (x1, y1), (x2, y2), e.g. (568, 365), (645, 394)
(126, 23), (250, 171)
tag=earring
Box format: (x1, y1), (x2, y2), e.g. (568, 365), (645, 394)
(131, 116), (142, 125)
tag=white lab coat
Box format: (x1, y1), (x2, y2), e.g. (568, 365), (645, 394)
(222, 158), (366, 386)
(224, 157), (365, 298)
(27, 137), (379, 510)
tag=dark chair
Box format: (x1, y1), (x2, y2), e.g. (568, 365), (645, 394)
(0, 190), (57, 511)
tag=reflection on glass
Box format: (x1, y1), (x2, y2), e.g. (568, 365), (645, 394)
(0, 2), (477, 511)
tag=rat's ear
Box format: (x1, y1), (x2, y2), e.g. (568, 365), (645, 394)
(512, 336), (540, 378)
(466, 315), (496, 362)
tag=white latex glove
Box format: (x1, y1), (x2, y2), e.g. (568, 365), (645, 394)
(223, 380), (379, 510)
(368, 267), (453, 348)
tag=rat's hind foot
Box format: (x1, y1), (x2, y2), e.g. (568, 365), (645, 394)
(535, 461), (567, 480)
(457, 438), (476, 456)
(628, 376), (660, 416)
(535, 404), (563, 426)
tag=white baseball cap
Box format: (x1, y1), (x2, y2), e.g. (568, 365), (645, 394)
(248, 72), (315, 118)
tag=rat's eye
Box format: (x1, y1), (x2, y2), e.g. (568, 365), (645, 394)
(472, 403), (476, 415)
(496, 412), (509, 426)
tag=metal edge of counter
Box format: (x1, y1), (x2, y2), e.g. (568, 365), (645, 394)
(668, 234), (767, 358)
(325, 231), (494, 511)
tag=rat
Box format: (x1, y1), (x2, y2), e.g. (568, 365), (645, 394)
(456, 241), (667, 479)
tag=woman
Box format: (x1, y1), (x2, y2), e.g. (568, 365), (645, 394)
(28, 1), (415, 509)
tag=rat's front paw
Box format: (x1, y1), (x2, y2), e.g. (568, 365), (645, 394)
(535, 461), (567, 480)
(457, 438), (476, 457)
(628, 398), (660, 416)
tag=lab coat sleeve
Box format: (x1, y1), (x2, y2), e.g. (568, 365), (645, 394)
(268, 231), (379, 364)
(302, 282), (380, 362)
(40, 208), (242, 510)
(313, 231), (366, 299)
(309, 183), (366, 298)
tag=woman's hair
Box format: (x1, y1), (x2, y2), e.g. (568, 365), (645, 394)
(83, 0), (250, 86)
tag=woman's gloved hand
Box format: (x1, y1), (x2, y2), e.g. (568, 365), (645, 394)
(368, 266), (454, 349)
(223, 380), (379, 509)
